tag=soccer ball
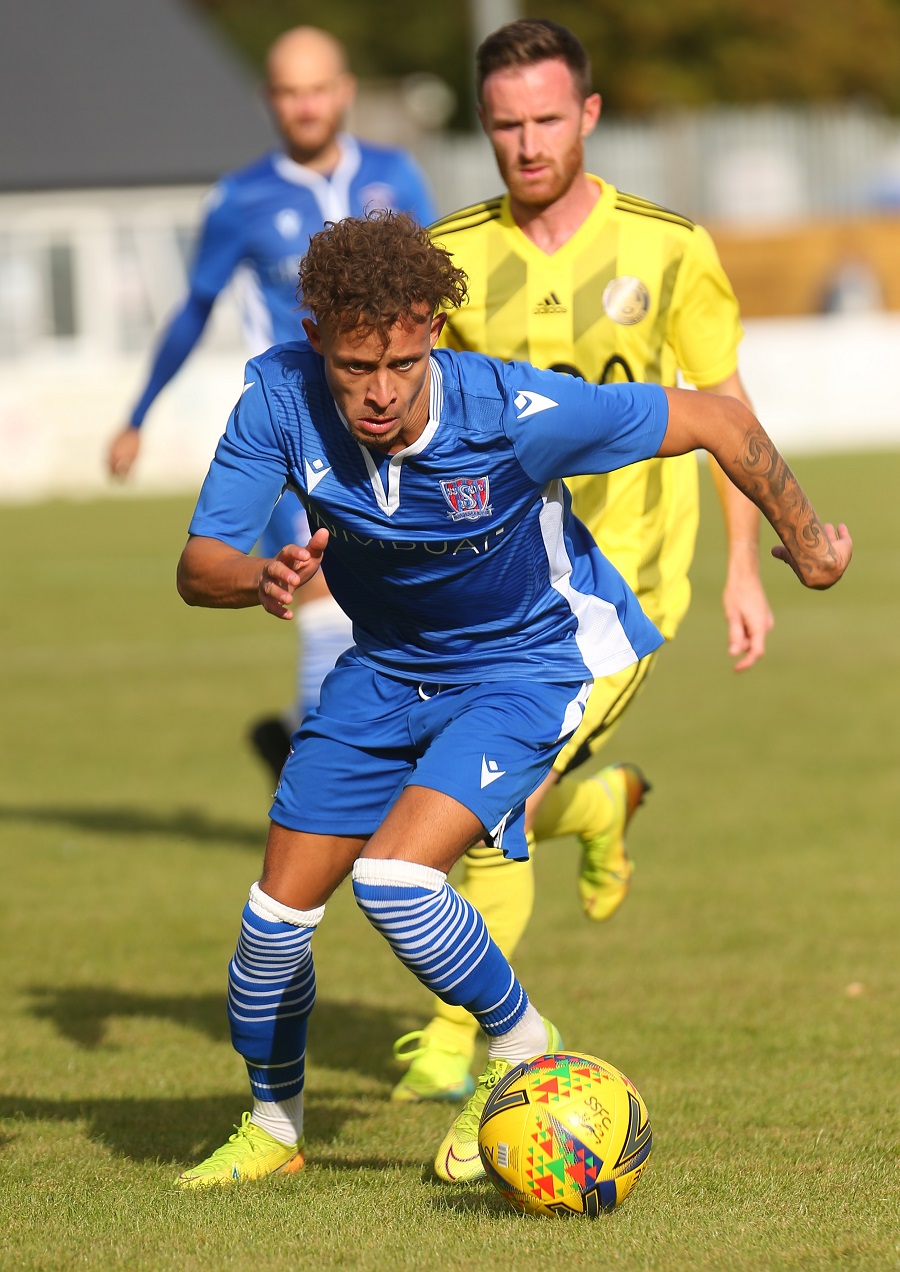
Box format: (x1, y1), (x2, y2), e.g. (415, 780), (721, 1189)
(478, 1051), (652, 1217)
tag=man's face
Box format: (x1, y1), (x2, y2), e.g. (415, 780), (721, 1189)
(303, 308), (445, 454)
(479, 58), (600, 210)
(266, 44), (354, 164)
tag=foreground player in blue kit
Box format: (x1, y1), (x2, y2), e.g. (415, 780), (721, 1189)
(175, 211), (852, 1188)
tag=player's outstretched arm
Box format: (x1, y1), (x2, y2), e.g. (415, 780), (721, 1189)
(659, 388), (852, 590)
(703, 372), (775, 671)
(177, 529), (329, 620)
(108, 293), (217, 480)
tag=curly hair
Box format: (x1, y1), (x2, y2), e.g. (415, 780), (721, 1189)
(476, 19), (592, 102)
(298, 210), (468, 339)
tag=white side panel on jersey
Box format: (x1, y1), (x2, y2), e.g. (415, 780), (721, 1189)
(538, 481), (640, 678)
(232, 263), (274, 357)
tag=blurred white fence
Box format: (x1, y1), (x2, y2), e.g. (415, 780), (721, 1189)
(421, 103), (900, 223)
(2, 311), (897, 502)
(2, 104), (900, 502)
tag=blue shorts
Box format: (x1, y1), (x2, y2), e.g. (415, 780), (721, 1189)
(269, 655), (590, 861)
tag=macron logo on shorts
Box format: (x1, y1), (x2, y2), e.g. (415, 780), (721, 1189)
(514, 390), (557, 419)
(481, 756), (506, 788)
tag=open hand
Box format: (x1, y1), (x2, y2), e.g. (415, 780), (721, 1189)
(257, 528), (330, 619)
(723, 570), (774, 672)
(108, 426), (142, 479)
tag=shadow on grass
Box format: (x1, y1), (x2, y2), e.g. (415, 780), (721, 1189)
(0, 803), (262, 848)
(0, 1091), (424, 1167)
(26, 986), (409, 1085)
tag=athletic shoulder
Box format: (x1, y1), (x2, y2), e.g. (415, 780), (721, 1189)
(434, 346), (503, 394)
(355, 137), (421, 169)
(206, 153), (279, 212)
(612, 188), (697, 236)
(434, 348), (576, 434)
(249, 340), (320, 391)
(433, 348), (511, 427)
(430, 197), (506, 237)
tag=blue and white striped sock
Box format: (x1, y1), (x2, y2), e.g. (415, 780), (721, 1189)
(351, 858), (528, 1036)
(227, 883), (323, 1144)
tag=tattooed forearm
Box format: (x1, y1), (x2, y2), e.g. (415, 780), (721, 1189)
(659, 385), (849, 588)
(731, 424), (839, 588)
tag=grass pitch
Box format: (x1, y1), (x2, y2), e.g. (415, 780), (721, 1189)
(1, 452), (898, 1270)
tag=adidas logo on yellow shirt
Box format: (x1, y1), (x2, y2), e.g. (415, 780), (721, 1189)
(533, 291), (567, 314)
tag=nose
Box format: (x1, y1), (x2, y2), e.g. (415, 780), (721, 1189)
(519, 121), (540, 159)
(365, 370), (397, 411)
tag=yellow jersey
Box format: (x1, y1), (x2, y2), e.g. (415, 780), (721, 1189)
(431, 176), (743, 638)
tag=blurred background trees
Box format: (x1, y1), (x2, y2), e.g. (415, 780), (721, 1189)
(194, 0), (900, 127)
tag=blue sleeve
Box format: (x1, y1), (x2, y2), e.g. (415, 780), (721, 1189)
(393, 152), (438, 225)
(499, 363), (669, 484)
(187, 181), (249, 301)
(130, 183), (248, 426)
(129, 292), (214, 426)
(188, 367), (291, 553)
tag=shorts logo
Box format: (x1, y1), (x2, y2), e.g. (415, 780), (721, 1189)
(602, 275), (651, 325)
(481, 756), (506, 788)
(440, 475), (493, 522)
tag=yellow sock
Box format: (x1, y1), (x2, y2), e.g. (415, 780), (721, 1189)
(427, 839), (536, 1056)
(532, 770), (616, 844)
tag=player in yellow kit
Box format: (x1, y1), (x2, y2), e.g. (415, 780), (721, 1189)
(392, 18), (775, 1111)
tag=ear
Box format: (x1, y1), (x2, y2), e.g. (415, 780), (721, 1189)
(339, 71), (356, 111)
(302, 316), (323, 353)
(429, 312), (446, 347)
(582, 92), (601, 139)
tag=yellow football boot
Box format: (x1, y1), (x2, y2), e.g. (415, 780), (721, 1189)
(578, 764), (650, 921)
(176, 1112), (304, 1189)
(433, 1018), (563, 1182)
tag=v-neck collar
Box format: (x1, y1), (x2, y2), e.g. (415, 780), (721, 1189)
(502, 175), (615, 264)
(271, 134), (363, 222)
(337, 356), (444, 518)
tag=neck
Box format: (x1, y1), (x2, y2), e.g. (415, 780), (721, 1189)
(511, 173), (600, 255)
(285, 135), (343, 175)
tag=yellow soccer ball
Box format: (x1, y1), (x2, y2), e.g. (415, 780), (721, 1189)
(478, 1051), (652, 1217)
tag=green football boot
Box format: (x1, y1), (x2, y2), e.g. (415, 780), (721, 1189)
(176, 1112), (304, 1189)
(433, 1017), (563, 1182)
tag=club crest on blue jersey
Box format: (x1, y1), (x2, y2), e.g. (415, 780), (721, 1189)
(359, 182), (398, 211)
(440, 475), (493, 522)
(275, 208), (303, 239)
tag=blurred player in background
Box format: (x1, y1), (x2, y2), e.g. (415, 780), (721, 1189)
(172, 210), (850, 1188)
(107, 26), (436, 767)
(390, 18), (775, 1111)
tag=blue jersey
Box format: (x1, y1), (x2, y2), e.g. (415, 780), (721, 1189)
(129, 135), (436, 430)
(189, 347), (668, 685)
(192, 136), (437, 352)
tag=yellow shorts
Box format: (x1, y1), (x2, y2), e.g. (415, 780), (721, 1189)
(552, 650), (659, 776)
